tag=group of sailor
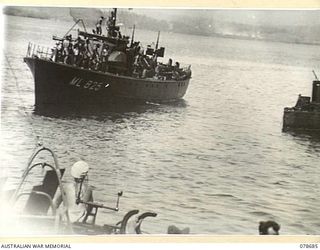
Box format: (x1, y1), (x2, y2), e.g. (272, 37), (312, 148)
(132, 53), (188, 81)
(49, 14), (191, 80)
(51, 35), (109, 71)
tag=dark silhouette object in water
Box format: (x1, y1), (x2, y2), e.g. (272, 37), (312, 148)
(283, 73), (320, 131)
(259, 221), (280, 235)
(167, 225), (190, 234)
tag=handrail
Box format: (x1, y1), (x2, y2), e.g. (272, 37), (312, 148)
(25, 42), (52, 60)
(10, 146), (71, 227)
(15, 191), (57, 216)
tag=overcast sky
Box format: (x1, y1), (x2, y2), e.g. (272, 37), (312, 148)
(130, 9), (320, 27)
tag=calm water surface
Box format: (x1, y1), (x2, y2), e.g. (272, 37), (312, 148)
(1, 15), (320, 234)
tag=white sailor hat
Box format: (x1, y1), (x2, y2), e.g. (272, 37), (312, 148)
(71, 161), (89, 178)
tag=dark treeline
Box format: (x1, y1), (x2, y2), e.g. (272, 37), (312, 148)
(3, 6), (73, 21)
(117, 10), (170, 32)
(3, 6), (320, 45)
(3, 7), (170, 32)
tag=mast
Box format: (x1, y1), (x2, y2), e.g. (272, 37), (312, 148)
(313, 70), (319, 81)
(155, 31), (160, 50)
(113, 8), (117, 26)
(131, 24), (135, 46)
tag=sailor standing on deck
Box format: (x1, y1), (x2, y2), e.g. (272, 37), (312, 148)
(96, 16), (104, 35)
(54, 161), (93, 223)
(106, 11), (117, 37)
(101, 47), (109, 72)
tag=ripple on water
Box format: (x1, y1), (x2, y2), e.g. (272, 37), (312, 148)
(2, 14), (320, 234)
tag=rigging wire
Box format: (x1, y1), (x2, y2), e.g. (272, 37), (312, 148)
(3, 52), (42, 147)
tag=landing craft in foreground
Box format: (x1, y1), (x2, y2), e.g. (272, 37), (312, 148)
(23, 8), (192, 107)
(1, 145), (157, 235)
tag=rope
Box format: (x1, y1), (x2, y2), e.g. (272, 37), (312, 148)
(3, 52), (42, 147)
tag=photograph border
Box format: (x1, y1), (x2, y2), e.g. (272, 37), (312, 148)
(1, 0), (320, 245)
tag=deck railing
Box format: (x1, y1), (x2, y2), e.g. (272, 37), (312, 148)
(26, 42), (52, 60)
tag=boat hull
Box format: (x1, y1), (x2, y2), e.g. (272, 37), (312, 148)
(283, 108), (320, 131)
(24, 57), (190, 106)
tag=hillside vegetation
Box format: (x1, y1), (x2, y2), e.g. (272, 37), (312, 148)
(3, 6), (320, 45)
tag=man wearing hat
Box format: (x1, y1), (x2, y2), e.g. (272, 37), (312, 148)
(54, 161), (93, 223)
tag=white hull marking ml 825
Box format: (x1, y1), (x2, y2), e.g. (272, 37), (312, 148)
(69, 77), (107, 91)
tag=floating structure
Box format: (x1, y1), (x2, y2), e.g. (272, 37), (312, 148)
(23, 8), (192, 107)
(283, 76), (320, 131)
